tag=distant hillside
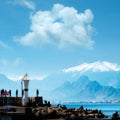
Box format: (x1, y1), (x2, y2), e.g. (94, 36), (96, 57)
(0, 73), (120, 102)
(79, 81), (120, 102)
(47, 76), (120, 102)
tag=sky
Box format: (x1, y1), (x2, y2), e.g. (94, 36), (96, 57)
(0, 0), (120, 80)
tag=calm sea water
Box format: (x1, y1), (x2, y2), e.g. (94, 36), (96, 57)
(53, 103), (120, 118)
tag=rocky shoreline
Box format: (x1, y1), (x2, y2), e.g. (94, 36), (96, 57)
(1, 105), (119, 120)
(32, 105), (108, 120)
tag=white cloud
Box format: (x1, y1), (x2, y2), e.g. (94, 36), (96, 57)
(10, 0), (35, 10)
(8, 75), (46, 81)
(63, 61), (120, 73)
(0, 41), (11, 49)
(15, 4), (95, 49)
(0, 58), (22, 66)
(30, 75), (47, 81)
(7, 75), (23, 81)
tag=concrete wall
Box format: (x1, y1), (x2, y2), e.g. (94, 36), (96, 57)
(0, 97), (21, 106)
(0, 96), (43, 106)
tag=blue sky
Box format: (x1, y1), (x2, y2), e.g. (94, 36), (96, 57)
(0, 0), (120, 80)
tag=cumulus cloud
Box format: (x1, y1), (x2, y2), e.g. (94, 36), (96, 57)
(63, 61), (120, 73)
(15, 4), (95, 49)
(10, 0), (35, 10)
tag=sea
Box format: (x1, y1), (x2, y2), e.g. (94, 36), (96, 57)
(53, 102), (120, 118)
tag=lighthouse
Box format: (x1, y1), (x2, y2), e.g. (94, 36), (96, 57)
(21, 73), (29, 106)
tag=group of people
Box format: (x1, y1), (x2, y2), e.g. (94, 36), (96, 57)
(0, 89), (39, 97)
(0, 89), (18, 97)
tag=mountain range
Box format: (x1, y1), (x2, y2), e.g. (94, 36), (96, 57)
(0, 61), (120, 102)
(46, 75), (120, 102)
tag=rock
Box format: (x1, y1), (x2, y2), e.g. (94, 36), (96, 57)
(112, 111), (119, 120)
(35, 110), (40, 117)
(31, 106), (106, 119)
(70, 114), (77, 119)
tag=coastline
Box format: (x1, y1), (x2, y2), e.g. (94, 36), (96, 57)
(52, 102), (120, 117)
(0, 105), (109, 120)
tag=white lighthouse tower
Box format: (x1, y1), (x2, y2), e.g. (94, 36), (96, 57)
(21, 73), (29, 106)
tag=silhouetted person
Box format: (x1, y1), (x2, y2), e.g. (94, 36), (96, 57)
(36, 89), (39, 97)
(16, 89), (18, 97)
(1, 89), (4, 97)
(9, 90), (11, 97)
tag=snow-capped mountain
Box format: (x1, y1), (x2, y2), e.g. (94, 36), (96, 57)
(62, 61), (120, 88)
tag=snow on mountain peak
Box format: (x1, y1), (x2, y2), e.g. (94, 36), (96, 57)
(63, 61), (120, 73)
